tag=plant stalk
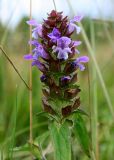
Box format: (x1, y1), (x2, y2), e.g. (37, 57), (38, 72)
(90, 20), (99, 160)
(29, 0), (33, 146)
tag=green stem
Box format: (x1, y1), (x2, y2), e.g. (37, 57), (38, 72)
(90, 20), (99, 160)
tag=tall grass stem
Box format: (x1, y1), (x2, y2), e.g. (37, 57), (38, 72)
(9, 85), (18, 159)
(90, 21), (99, 160)
(29, 0), (33, 147)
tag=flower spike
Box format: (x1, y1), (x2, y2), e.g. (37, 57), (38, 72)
(24, 10), (89, 118)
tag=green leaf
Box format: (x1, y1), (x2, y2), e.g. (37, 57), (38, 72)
(49, 121), (71, 160)
(12, 144), (29, 152)
(36, 111), (59, 122)
(72, 109), (89, 117)
(73, 113), (91, 157)
(36, 131), (49, 145)
(13, 143), (43, 159)
(36, 111), (47, 117)
(28, 142), (43, 160)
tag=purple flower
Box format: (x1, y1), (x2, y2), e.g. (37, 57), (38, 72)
(72, 41), (82, 54)
(27, 20), (42, 39)
(52, 37), (72, 60)
(68, 15), (83, 34)
(24, 43), (49, 61)
(48, 28), (61, 42)
(28, 40), (39, 47)
(32, 60), (47, 72)
(28, 40), (49, 59)
(74, 56), (89, 71)
(32, 44), (49, 60)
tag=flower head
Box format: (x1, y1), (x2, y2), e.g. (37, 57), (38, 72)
(24, 10), (89, 117)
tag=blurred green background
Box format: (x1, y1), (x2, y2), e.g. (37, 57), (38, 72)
(0, 1), (114, 159)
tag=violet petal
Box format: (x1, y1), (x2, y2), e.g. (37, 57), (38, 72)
(78, 64), (85, 71)
(26, 19), (38, 26)
(73, 41), (82, 47)
(76, 56), (89, 63)
(70, 15), (83, 23)
(48, 27), (61, 42)
(24, 54), (33, 60)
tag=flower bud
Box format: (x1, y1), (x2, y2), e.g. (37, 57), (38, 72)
(40, 74), (47, 83)
(59, 76), (71, 87)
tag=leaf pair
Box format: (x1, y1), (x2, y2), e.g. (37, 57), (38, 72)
(49, 112), (91, 160)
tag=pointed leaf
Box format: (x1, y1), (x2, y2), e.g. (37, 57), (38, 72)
(72, 109), (89, 117)
(36, 131), (49, 145)
(12, 144), (29, 152)
(36, 111), (58, 122)
(49, 121), (71, 160)
(73, 113), (91, 157)
(28, 142), (43, 160)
